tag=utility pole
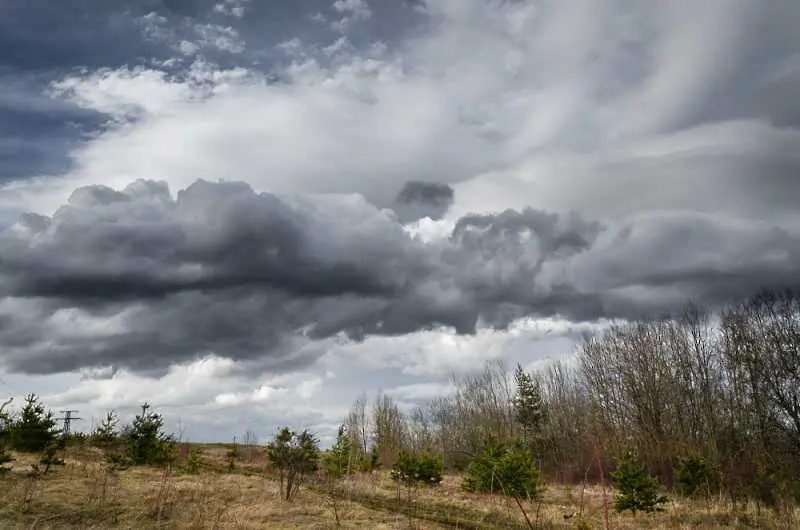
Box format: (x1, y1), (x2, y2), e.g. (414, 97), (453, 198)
(57, 410), (81, 438)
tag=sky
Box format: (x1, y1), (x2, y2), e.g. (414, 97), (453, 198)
(1, 0), (799, 445)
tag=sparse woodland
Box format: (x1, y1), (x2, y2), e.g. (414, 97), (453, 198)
(0, 288), (799, 529)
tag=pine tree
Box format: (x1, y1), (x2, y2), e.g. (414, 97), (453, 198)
(513, 364), (546, 445)
(92, 410), (119, 448)
(226, 440), (238, 472)
(610, 450), (668, 515)
(462, 440), (540, 499)
(184, 447), (203, 474)
(390, 451), (444, 487)
(267, 427), (320, 501)
(8, 394), (60, 453)
(324, 424), (353, 478)
(675, 455), (717, 498)
(125, 403), (175, 466)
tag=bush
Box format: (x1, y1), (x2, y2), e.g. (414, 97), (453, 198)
(390, 451), (443, 487)
(355, 445), (381, 473)
(184, 447), (203, 474)
(39, 440), (66, 473)
(7, 394), (60, 453)
(105, 451), (133, 471)
(747, 464), (800, 508)
(323, 425), (354, 478)
(226, 443), (238, 472)
(675, 455), (717, 497)
(91, 410), (120, 450)
(462, 440), (540, 499)
(124, 403), (176, 466)
(0, 444), (12, 474)
(266, 427), (320, 501)
(610, 450), (668, 515)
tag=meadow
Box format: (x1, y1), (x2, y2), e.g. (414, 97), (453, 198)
(0, 442), (794, 530)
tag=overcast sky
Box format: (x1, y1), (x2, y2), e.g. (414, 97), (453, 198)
(1, 0), (799, 445)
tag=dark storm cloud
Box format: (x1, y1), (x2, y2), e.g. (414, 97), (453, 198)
(1, 180), (408, 302)
(1, 179), (799, 375)
(392, 181), (454, 223)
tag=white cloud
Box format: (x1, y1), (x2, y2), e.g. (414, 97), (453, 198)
(214, 0), (249, 18)
(330, 0), (372, 32)
(194, 24), (245, 54)
(0, 318), (587, 443)
(20, 356), (348, 443)
(1, 0), (794, 225)
(47, 67), (198, 121)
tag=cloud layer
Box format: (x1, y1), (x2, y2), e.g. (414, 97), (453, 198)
(3, 0), (799, 221)
(1, 0), (799, 389)
(1, 178), (798, 375)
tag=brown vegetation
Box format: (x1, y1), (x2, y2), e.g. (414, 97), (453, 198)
(2, 443), (795, 529)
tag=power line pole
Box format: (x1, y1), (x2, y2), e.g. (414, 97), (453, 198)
(56, 410), (81, 438)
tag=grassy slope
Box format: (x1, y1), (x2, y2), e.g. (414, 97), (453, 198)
(0, 443), (795, 529)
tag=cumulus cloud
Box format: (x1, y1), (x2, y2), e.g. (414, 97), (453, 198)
(1, 178), (798, 375)
(0, 311), (587, 443)
(38, 356), (346, 443)
(1, 0), (800, 447)
(2, 0), (795, 222)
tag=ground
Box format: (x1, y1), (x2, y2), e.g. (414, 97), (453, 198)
(0, 444), (796, 529)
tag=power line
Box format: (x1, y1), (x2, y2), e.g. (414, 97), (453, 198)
(56, 410), (82, 437)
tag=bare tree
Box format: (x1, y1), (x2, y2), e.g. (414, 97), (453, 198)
(371, 392), (407, 467)
(346, 392), (370, 468)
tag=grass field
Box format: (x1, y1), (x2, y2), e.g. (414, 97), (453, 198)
(0, 444), (796, 529)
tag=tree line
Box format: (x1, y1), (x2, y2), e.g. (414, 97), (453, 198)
(1, 288), (798, 516)
(338, 289), (800, 510)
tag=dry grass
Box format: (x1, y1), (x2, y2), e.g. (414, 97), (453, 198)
(0, 444), (797, 529)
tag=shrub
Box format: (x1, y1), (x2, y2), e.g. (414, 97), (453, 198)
(105, 451), (133, 471)
(7, 394), (60, 453)
(747, 464), (799, 508)
(356, 445), (382, 473)
(226, 442), (238, 472)
(124, 403), (176, 466)
(610, 450), (668, 515)
(184, 447), (203, 474)
(91, 410), (120, 449)
(323, 425), (354, 478)
(675, 455), (718, 497)
(390, 451), (443, 487)
(0, 444), (12, 474)
(462, 440), (540, 499)
(66, 431), (88, 447)
(266, 427), (320, 501)
(39, 440), (66, 473)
